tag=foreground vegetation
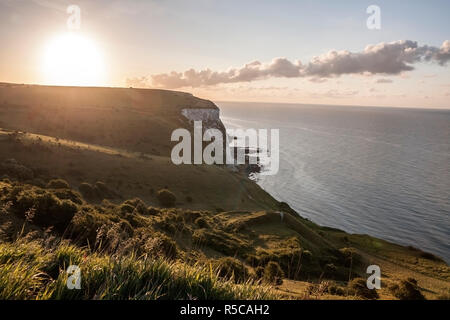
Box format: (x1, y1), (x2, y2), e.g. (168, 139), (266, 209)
(1, 173), (448, 300)
(0, 238), (275, 300)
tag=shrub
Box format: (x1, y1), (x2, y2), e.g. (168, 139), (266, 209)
(324, 263), (337, 274)
(79, 183), (97, 200)
(13, 187), (78, 232)
(339, 247), (362, 267)
(147, 233), (178, 259)
(264, 261), (284, 285)
(214, 257), (249, 283)
(194, 217), (209, 228)
(156, 189), (176, 207)
(347, 278), (379, 300)
(53, 189), (83, 205)
(183, 210), (202, 222)
(94, 181), (115, 199)
(47, 179), (70, 189)
(328, 282), (345, 296)
(0, 159), (34, 181)
(147, 207), (160, 215)
(389, 278), (425, 300)
(255, 266), (265, 279)
(123, 198), (147, 215)
(119, 203), (135, 214)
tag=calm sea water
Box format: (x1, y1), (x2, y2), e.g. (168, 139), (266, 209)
(217, 102), (450, 263)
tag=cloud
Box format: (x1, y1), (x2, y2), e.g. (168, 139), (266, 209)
(309, 89), (359, 99)
(126, 76), (150, 88)
(151, 58), (302, 89)
(150, 40), (450, 88)
(376, 78), (393, 83)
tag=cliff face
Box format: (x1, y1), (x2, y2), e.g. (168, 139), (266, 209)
(181, 108), (226, 132)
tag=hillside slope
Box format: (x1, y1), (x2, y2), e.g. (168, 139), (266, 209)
(0, 84), (448, 300)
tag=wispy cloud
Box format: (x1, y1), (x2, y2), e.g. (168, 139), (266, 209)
(376, 78), (393, 83)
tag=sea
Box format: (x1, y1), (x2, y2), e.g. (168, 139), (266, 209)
(217, 101), (450, 263)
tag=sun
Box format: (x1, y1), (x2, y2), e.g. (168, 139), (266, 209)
(41, 33), (105, 86)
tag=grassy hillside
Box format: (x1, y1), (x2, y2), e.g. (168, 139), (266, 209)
(0, 84), (448, 300)
(0, 83), (219, 156)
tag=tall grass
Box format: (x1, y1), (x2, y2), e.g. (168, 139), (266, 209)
(0, 239), (276, 300)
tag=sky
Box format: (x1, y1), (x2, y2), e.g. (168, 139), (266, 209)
(0, 0), (449, 108)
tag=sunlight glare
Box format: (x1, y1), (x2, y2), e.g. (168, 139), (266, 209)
(42, 33), (105, 86)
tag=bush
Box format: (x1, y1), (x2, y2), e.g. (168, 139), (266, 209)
(79, 183), (97, 200)
(147, 207), (160, 215)
(194, 217), (209, 228)
(47, 179), (70, 189)
(156, 189), (176, 207)
(148, 233), (178, 259)
(0, 159), (34, 181)
(94, 181), (115, 199)
(255, 266), (265, 279)
(53, 189), (83, 205)
(214, 257), (249, 283)
(389, 278), (425, 300)
(339, 247), (362, 267)
(328, 282), (345, 296)
(119, 203), (135, 214)
(123, 198), (147, 215)
(12, 187), (78, 232)
(347, 278), (379, 300)
(264, 261), (284, 285)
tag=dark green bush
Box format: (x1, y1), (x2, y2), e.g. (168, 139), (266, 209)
(94, 181), (115, 199)
(123, 198), (147, 215)
(328, 282), (345, 296)
(119, 203), (136, 214)
(214, 257), (249, 283)
(12, 187), (78, 232)
(78, 182), (97, 200)
(147, 207), (160, 215)
(389, 278), (425, 300)
(53, 189), (83, 205)
(339, 247), (362, 267)
(194, 217), (209, 228)
(151, 233), (178, 259)
(347, 278), (379, 300)
(156, 189), (176, 207)
(47, 179), (70, 189)
(182, 210), (202, 222)
(263, 261), (284, 285)
(0, 159), (34, 181)
(255, 266), (265, 279)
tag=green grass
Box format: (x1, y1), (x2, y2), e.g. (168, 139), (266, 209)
(1, 175), (448, 300)
(0, 239), (276, 300)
